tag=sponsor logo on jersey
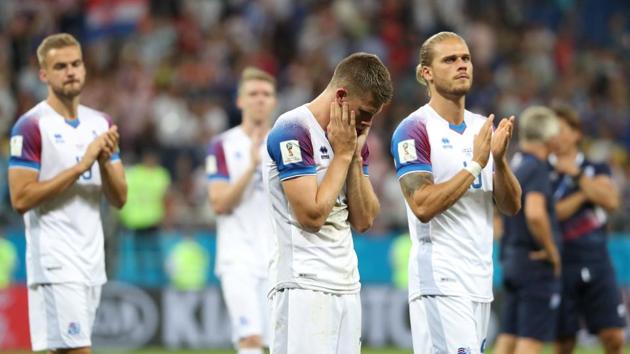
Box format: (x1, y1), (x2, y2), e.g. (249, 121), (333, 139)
(398, 139), (417, 163)
(68, 322), (81, 336)
(54, 133), (64, 143)
(10, 135), (23, 157)
(280, 140), (302, 164)
(320, 146), (330, 159)
(441, 137), (452, 149)
(206, 156), (217, 174)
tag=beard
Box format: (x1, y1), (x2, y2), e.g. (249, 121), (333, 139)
(52, 80), (84, 99)
(434, 77), (472, 97)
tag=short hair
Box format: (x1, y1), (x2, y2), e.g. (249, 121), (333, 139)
(416, 31), (465, 86)
(238, 67), (276, 95)
(551, 103), (582, 133)
(518, 106), (560, 143)
(37, 33), (81, 67)
(329, 52), (393, 107)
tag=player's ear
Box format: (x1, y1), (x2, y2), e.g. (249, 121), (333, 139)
(39, 68), (48, 84)
(421, 66), (432, 84)
(335, 88), (347, 104)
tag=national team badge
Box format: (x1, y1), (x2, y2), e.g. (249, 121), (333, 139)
(68, 322), (81, 336)
(10, 135), (23, 157)
(280, 140), (302, 164)
(398, 139), (417, 163)
(457, 347), (471, 354)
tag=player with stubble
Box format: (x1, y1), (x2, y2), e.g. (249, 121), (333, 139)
(391, 31), (522, 354)
(8, 33), (127, 354)
(264, 52), (393, 354)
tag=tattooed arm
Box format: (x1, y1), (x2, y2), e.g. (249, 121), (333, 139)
(399, 170), (477, 223)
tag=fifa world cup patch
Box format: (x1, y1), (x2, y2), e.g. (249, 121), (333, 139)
(280, 140), (302, 164)
(206, 155), (217, 174)
(10, 135), (23, 157)
(397, 139), (417, 163)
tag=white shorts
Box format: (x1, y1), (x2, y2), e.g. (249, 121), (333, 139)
(220, 271), (271, 346)
(269, 288), (361, 354)
(410, 295), (490, 354)
(28, 283), (102, 351)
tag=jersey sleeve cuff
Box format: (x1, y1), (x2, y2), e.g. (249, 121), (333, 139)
(9, 159), (40, 171)
(207, 174), (230, 181)
(362, 165), (369, 176)
(396, 164), (432, 179)
(279, 166), (317, 181)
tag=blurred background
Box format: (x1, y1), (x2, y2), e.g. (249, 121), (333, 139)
(0, 0), (629, 352)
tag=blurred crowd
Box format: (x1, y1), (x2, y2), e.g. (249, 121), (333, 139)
(0, 0), (629, 233)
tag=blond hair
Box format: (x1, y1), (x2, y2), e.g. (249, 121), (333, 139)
(329, 52), (393, 107)
(37, 33), (81, 67)
(238, 67), (276, 95)
(416, 31), (465, 86)
(518, 106), (560, 143)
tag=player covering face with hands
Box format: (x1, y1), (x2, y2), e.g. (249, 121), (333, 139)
(391, 31), (521, 354)
(8, 33), (127, 354)
(263, 52), (392, 354)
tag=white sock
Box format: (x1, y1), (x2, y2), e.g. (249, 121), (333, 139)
(238, 349), (263, 354)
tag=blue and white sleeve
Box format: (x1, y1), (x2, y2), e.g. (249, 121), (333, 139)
(266, 121), (316, 181)
(391, 118), (432, 179)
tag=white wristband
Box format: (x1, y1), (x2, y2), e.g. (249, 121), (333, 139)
(465, 161), (482, 178)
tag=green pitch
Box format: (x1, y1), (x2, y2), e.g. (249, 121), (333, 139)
(5, 346), (626, 354)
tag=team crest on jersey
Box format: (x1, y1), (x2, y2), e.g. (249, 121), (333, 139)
(280, 140), (302, 164)
(10, 135), (23, 157)
(67, 322), (81, 336)
(206, 156), (217, 174)
(457, 347), (471, 354)
(398, 139), (417, 163)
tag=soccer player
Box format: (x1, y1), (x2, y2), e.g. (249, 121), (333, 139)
(206, 67), (277, 354)
(494, 106), (562, 354)
(264, 53), (392, 354)
(550, 105), (625, 354)
(7, 33), (127, 354)
(390, 31), (521, 354)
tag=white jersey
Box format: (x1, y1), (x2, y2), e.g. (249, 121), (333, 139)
(206, 126), (273, 278)
(263, 105), (369, 295)
(9, 101), (120, 286)
(391, 104), (494, 302)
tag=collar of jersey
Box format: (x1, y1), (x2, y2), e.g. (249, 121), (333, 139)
(425, 104), (467, 134)
(43, 101), (81, 129)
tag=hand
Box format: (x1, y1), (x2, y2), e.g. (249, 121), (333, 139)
(529, 247), (561, 277)
(249, 126), (265, 170)
(98, 126), (120, 165)
(491, 115), (514, 162)
(554, 157), (580, 176)
(354, 123), (370, 161)
(80, 134), (107, 172)
(327, 101), (357, 159)
(473, 114), (494, 168)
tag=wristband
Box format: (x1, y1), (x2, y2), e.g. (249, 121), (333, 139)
(465, 161), (482, 178)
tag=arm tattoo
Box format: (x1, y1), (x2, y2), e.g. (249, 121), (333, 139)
(400, 172), (433, 199)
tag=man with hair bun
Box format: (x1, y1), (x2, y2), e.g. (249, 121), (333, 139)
(391, 31), (521, 354)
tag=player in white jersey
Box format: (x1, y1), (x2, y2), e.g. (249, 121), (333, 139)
(264, 53), (393, 354)
(391, 32), (522, 354)
(7, 33), (127, 354)
(206, 67), (277, 354)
